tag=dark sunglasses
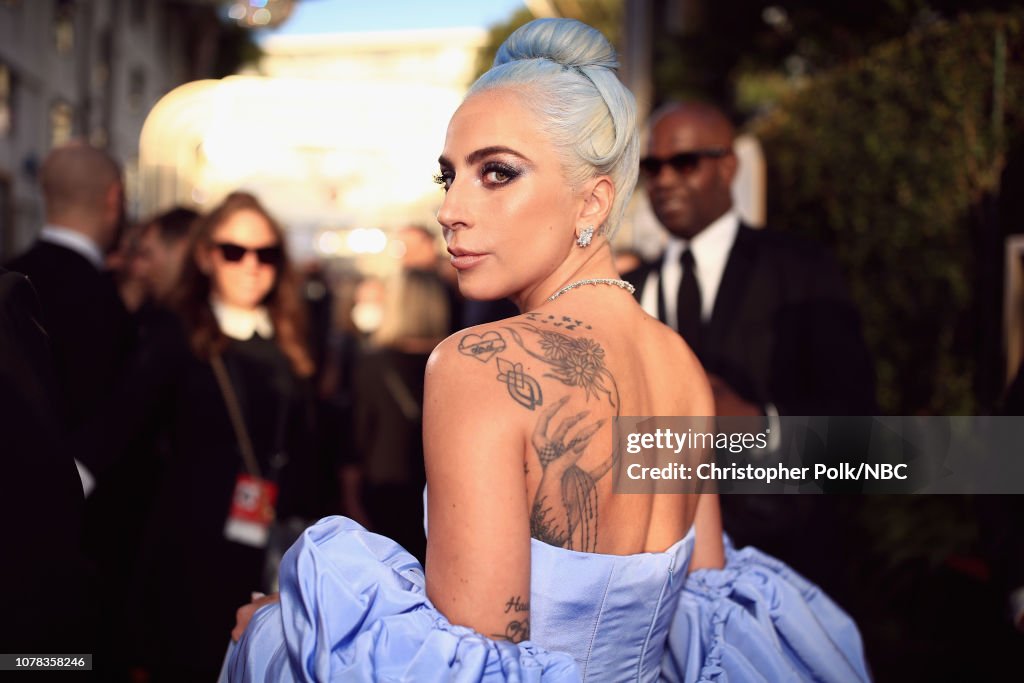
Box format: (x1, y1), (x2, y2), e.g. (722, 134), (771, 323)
(214, 242), (284, 266)
(638, 149), (731, 178)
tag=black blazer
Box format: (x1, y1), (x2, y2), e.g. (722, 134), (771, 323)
(624, 224), (876, 415)
(0, 268), (88, 651)
(626, 226), (877, 606)
(6, 240), (134, 430)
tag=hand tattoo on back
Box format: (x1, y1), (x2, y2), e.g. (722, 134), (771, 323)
(529, 397), (608, 551)
(455, 315), (621, 551)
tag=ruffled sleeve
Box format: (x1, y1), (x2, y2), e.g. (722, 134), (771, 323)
(220, 516), (581, 682)
(661, 540), (871, 683)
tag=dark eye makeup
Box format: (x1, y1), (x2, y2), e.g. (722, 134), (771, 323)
(481, 161), (521, 185)
(433, 159), (522, 192)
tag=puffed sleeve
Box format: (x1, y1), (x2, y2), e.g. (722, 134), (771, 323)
(661, 539), (871, 682)
(220, 516), (582, 682)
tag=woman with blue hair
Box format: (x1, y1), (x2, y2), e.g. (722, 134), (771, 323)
(221, 18), (870, 682)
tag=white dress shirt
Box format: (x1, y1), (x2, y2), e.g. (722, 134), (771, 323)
(640, 209), (740, 329)
(640, 210), (779, 448)
(39, 224), (106, 270)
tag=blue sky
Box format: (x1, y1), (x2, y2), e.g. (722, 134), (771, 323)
(262, 0), (527, 37)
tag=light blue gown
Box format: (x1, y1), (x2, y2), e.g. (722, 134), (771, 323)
(220, 514), (870, 682)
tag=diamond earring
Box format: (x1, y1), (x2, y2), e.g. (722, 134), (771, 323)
(576, 225), (595, 248)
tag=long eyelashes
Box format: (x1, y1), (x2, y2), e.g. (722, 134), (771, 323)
(433, 171), (452, 191)
(481, 161), (521, 185)
(433, 161), (522, 192)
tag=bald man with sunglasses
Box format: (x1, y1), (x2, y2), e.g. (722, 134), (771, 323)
(623, 102), (876, 607)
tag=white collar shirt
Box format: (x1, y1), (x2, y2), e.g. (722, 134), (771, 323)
(210, 298), (274, 341)
(643, 209), (740, 329)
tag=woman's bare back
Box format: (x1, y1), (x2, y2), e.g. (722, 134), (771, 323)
(444, 290), (714, 558)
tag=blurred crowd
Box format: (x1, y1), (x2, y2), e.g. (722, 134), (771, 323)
(0, 141), (477, 681)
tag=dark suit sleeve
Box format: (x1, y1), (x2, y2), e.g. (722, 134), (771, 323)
(73, 310), (189, 476)
(0, 269), (88, 651)
(351, 350), (379, 470)
(770, 245), (877, 416)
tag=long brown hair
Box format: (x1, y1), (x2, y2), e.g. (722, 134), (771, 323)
(174, 191), (314, 377)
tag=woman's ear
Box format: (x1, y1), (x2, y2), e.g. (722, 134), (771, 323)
(578, 176), (614, 232)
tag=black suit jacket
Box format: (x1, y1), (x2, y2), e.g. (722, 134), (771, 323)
(625, 224), (877, 607)
(624, 224), (876, 415)
(6, 239), (134, 431)
(0, 268), (88, 651)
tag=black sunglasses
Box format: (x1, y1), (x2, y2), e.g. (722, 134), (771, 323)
(638, 149), (731, 178)
(214, 242), (284, 266)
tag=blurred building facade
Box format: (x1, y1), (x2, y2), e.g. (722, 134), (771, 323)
(0, 0), (227, 259)
(139, 27), (487, 268)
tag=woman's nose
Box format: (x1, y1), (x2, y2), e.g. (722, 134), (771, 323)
(436, 180), (470, 232)
(241, 250), (262, 270)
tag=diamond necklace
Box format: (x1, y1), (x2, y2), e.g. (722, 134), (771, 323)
(546, 278), (636, 301)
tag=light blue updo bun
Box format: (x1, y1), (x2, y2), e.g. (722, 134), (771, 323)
(468, 18), (639, 240)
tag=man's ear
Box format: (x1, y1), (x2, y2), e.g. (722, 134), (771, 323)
(718, 150), (739, 186)
(578, 176), (615, 231)
(103, 182), (122, 220)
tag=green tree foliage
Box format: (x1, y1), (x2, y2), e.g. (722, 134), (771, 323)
(751, 11), (1024, 414)
(654, 0), (1021, 107)
(474, 1), (623, 79)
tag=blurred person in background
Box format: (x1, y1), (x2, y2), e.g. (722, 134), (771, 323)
(347, 269), (450, 563)
(96, 206), (201, 681)
(4, 141), (135, 678)
(0, 268), (88, 655)
(623, 101), (876, 610)
(397, 223), (463, 332)
(108, 219), (149, 313)
(349, 274), (386, 336)
(625, 101), (875, 416)
(397, 223), (441, 271)
(320, 272), (368, 523)
(300, 260), (334, 383)
(77, 191), (328, 681)
(4, 141), (133, 459)
(981, 302), (1024, 637)
(130, 206), (198, 310)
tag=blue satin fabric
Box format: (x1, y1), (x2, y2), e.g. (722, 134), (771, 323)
(220, 516), (870, 682)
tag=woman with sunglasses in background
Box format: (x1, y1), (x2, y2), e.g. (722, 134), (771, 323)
(79, 192), (328, 681)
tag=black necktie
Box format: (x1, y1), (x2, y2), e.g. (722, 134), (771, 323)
(677, 249), (702, 353)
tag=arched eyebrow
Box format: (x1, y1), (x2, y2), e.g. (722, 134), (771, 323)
(438, 146), (530, 169)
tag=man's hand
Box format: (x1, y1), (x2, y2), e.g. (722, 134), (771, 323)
(231, 592), (280, 642)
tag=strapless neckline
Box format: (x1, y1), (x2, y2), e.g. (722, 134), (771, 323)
(423, 486), (696, 567)
(529, 523), (696, 560)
